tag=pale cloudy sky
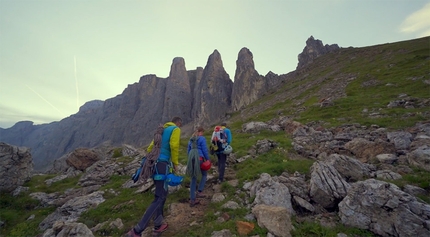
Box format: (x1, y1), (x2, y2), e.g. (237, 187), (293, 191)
(0, 0), (429, 129)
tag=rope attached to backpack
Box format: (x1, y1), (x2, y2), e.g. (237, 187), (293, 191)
(139, 124), (164, 181)
(186, 136), (202, 178)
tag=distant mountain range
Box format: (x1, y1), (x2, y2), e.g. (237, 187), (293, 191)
(4, 35), (386, 172)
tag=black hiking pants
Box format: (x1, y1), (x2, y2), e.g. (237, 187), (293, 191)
(134, 161), (168, 233)
(216, 152), (227, 182)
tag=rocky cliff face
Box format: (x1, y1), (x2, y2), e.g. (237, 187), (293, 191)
(194, 50), (233, 125)
(0, 53), (235, 171)
(0, 142), (33, 192)
(0, 37), (335, 171)
(296, 36), (340, 70)
(232, 48), (268, 111)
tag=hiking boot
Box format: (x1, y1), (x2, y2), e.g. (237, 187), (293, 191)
(189, 199), (200, 207)
(196, 192), (206, 198)
(124, 229), (140, 237)
(153, 223), (168, 233)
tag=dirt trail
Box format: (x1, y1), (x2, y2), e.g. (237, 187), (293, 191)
(140, 165), (237, 237)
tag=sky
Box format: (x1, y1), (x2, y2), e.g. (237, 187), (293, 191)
(0, 0), (429, 129)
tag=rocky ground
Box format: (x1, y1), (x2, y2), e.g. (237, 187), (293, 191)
(139, 164), (237, 237)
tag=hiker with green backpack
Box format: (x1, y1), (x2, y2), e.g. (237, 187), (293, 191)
(186, 126), (211, 207)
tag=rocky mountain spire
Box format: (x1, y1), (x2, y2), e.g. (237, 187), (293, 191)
(231, 47), (267, 111)
(192, 50), (233, 126)
(163, 57), (192, 123)
(296, 35), (340, 70)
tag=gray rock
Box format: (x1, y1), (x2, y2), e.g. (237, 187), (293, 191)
(376, 153), (398, 164)
(293, 195), (315, 213)
(42, 222), (94, 237)
(39, 191), (105, 231)
(252, 204), (293, 237)
(251, 173), (295, 215)
(211, 229), (232, 237)
(375, 170), (402, 180)
(407, 145), (430, 171)
(339, 179), (430, 237)
(387, 131), (413, 150)
(221, 201), (240, 210)
(0, 142), (33, 192)
(326, 154), (374, 182)
(12, 186), (29, 196)
(403, 184), (428, 197)
(309, 161), (350, 209)
(211, 193), (226, 203)
(242, 121), (269, 133)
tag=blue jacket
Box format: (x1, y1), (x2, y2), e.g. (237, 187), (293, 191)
(187, 136), (210, 161)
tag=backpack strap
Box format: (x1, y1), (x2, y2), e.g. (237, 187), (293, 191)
(192, 136), (198, 149)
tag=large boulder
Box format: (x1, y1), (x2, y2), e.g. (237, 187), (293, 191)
(0, 142), (33, 192)
(250, 173), (295, 215)
(407, 145), (430, 171)
(252, 204), (293, 237)
(66, 148), (100, 171)
(309, 161), (350, 209)
(339, 179), (430, 237)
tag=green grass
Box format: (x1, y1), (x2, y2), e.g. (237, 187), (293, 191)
(26, 173), (82, 193)
(0, 191), (56, 236)
(291, 220), (376, 237)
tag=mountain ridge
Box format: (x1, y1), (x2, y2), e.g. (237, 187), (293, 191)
(1, 36), (426, 172)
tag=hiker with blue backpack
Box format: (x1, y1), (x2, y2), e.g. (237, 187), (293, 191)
(126, 117), (183, 237)
(186, 126), (211, 207)
(211, 122), (232, 183)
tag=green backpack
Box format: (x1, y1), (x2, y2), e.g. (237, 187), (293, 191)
(186, 136), (202, 178)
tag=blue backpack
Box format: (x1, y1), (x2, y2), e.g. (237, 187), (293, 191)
(131, 156), (147, 183)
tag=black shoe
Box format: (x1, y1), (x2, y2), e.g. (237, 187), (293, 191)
(189, 199), (200, 207)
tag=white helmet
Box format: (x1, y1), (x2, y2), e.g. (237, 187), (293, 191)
(223, 145), (233, 154)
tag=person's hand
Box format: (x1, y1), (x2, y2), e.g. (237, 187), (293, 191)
(174, 165), (178, 173)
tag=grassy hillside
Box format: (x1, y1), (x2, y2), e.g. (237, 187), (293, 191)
(236, 36), (429, 129)
(1, 36), (428, 237)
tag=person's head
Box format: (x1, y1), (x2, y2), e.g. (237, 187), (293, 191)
(193, 126), (205, 136)
(221, 122), (227, 127)
(171, 117), (182, 127)
(197, 127), (205, 135)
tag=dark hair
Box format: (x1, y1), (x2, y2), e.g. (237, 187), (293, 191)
(196, 126), (205, 132)
(171, 117), (182, 124)
(221, 122), (227, 126)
